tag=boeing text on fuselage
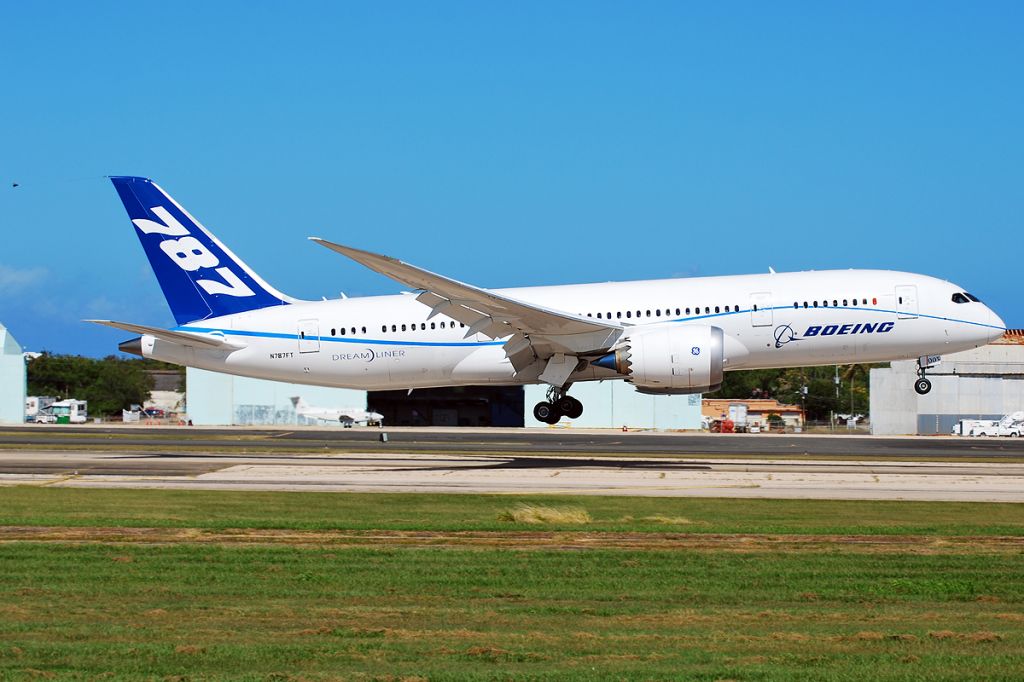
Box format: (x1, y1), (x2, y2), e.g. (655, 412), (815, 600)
(775, 321), (896, 347)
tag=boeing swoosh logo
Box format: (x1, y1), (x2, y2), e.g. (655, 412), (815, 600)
(774, 324), (801, 348)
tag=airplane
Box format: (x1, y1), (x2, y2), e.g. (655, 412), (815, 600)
(290, 396), (384, 427)
(92, 176), (1006, 425)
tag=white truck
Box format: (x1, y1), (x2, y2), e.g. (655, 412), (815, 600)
(996, 412), (1024, 437)
(728, 403), (749, 433)
(963, 412), (1024, 437)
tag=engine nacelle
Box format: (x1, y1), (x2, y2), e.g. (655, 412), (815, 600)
(594, 324), (724, 394)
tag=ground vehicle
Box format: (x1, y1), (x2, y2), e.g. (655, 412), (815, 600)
(996, 412), (1024, 437)
(968, 421), (1001, 437)
(25, 396), (56, 422)
(953, 419), (990, 436)
(728, 403), (749, 434)
(48, 399), (88, 424)
(964, 412), (1024, 437)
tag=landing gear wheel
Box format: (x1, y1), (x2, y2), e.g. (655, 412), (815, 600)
(914, 378), (932, 395)
(533, 401), (562, 424)
(556, 396), (583, 420)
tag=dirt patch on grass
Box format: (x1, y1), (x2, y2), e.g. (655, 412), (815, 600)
(2, 525), (1024, 553)
(497, 504), (591, 525)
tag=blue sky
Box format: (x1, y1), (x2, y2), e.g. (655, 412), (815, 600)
(2, 2), (1021, 356)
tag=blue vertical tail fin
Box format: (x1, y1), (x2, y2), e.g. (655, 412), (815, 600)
(110, 176), (294, 325)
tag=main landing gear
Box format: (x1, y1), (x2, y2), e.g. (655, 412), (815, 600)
(533, 387), (583, 425)
(914, 356), (935, 395)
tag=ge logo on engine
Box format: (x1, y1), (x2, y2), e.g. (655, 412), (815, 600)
(691, 346), (701, 356)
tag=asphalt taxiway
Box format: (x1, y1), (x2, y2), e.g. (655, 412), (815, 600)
(4, 424), (1024, 458)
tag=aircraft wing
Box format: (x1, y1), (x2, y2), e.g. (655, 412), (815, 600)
(309, 239), (624, 373)
(87, 320), (246, 350)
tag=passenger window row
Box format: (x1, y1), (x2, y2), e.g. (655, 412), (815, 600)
(582, 305), (740, 320)
(793, 297), (876, 309)
(329, 320), (468, 336)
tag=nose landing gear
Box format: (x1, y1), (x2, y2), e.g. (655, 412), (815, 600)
(914, 355), (938, 395)
(533, 387), (584, 424)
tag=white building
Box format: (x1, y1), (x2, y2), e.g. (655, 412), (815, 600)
(870, 331), (1024, 435)
(0, 324), (26, 425)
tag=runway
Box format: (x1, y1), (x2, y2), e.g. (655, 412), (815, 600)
(3, 448), (1024, 501)
(5, 424), (1024, 458)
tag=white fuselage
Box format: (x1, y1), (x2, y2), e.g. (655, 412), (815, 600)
(137, 269), (1004, 391)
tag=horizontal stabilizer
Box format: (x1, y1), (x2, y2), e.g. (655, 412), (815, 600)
(86, 320), (246, 350)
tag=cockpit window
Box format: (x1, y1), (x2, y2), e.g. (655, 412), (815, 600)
(965, 292), (981, 303)
(952, 293), (969, 304)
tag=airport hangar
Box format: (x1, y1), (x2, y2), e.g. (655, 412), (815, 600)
(185, 367), (703, 429)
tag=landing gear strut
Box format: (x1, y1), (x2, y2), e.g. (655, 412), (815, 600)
(533, 386), (584, 424)
(914, 356), (935, 395)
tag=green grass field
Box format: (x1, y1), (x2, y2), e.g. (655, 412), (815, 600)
(1, 487), (1023, 680)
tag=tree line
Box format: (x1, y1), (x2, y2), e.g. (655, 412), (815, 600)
(715, 364), (876, 422)
(27, 354), (184, 417)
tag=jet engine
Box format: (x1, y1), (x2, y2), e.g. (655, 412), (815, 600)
(593, 324), (724, 394)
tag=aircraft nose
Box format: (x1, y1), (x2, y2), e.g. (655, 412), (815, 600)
(988, 307), (1007, 341)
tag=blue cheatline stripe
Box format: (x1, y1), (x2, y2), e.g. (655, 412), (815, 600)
(669, 306), (1002, 330)
(752, 305), (1004, 331)
(175, 304), (1003, 348)
(178, 326), (506, 348)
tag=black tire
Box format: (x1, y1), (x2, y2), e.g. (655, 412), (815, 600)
(557, 396), (584, 420)
(914, 378), (932, 395)
(533, 402), (561, 424)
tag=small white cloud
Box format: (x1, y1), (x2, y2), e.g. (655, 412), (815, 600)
(0, 264), (47, 293)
